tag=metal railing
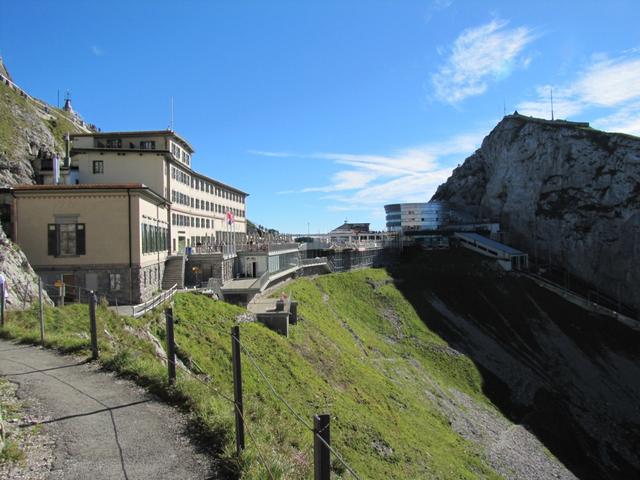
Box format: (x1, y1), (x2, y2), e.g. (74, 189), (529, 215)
(250, 271), (270, 291)
(132, 283), (178, 318)
(190, 244), (237, 257)
(238, 242), (300, 253)
(301, 257), (328, 266)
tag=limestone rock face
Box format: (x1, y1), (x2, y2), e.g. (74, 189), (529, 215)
(0, 63), (83, 309)
(0, 81), (62, 187)
(0, 229), (52, 310)
(433, 115), (640, 312)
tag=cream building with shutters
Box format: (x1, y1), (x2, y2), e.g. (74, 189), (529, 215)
(8, 184), (168, 304)
(64, 130), (247, 253)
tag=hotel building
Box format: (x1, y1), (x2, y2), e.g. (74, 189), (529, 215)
(1, 129), (249, 303)
(69, 131), (248, 252)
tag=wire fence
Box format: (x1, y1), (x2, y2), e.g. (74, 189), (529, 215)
(1, 276), (363, 478)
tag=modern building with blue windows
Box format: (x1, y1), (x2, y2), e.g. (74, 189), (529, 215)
(384, 201), (501, 250)
(384, 201), (470, 232)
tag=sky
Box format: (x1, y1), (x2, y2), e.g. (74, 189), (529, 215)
(1, 1), (639, 232)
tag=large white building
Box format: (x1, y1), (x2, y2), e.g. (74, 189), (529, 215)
(42, 130), (248, 253)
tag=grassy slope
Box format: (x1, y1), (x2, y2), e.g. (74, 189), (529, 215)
(0, 80), (83, 163)
(1, 269), (503, 479)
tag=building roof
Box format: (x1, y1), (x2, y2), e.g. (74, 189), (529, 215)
(70, 129), (195, 153)
(9, 183), (168, 204)
(456, 232), (526, 256)
(69, 131), (249, 196)
(330, 222), (370, 234)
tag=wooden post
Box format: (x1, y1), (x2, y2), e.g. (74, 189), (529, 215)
(314, 414), (331, 480)
(0, 281), (5, 328)
(38, 278), (45, 346)
(58, 277), (65, 307)
(89, 292), (98, 360)
(231, 326), (245, 454)
(165, 308), (176, 384)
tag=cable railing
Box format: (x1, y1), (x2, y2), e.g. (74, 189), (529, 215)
(132, 284), (178, 318)
(162, 308), (363, 479)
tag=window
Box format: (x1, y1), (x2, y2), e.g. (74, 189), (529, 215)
(110, 273), (122, 291)
(93, 160), (104, 174)
(48, 223), (85, 256)
(140, 141), (156, 150)
(106, 138), (122, 148)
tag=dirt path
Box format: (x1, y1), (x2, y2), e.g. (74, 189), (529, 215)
(0, 339), (214, 480)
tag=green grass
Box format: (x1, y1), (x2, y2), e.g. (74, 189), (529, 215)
(1, 270), (503, 479)
(0, 80), (83, 164)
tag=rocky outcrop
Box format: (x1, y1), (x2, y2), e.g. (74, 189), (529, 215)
(0, 61), (84, 309)
(0, 229), (52, 310)
(433, 114), (640, 313)
(0, 79), (72, 187)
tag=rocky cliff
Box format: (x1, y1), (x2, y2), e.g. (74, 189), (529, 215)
(432, 114), (640, 314)
(0, 59), (87, 309)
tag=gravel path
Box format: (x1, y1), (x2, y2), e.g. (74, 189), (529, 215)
(0, 339), (215, 480)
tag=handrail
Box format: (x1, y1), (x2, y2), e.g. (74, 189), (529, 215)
(523, 272), (640, 330)
(250, 270), (270, 291)
(132, 283), (178, 318)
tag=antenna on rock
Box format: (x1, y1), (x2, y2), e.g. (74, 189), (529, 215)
(550, 87), (554, 121)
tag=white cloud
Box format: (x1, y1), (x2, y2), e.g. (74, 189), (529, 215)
(90, 45), (104, 56)
(574, 57), (640, 106)
(424, 0), (454, 24)
(253, 129), (484, 210)
(432, 18), (537, 103)
(593, 101), (640, 136)
(516, 53), (640, 135)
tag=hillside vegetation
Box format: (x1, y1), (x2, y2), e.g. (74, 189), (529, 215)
(2, 268), (513, 479)
(1, 258), (599, 479)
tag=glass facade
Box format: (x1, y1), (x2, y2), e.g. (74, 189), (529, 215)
(384, 201), (470, 232)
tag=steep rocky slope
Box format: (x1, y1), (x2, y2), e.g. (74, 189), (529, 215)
(432, 114), (640, 313)
(391, 249), (640, 480)
(0, 63), (84, 187)
(0, 59), (85, 308)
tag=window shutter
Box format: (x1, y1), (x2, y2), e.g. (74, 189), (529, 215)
(76, 224), (86, 255)
(48, 224), (59, 256)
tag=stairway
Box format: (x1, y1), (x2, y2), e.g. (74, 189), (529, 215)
(162, 255), (185, 289)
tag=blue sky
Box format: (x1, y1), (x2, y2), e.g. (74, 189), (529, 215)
(1, 1), (638, 232)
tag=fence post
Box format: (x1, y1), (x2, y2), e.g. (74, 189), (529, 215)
(89, 292), (99, 360)
(314, 414), (331, 480)
(231, 325), (245, 454)
(38, 278), (45, 346)
(58, 279), (65, 307)
(0, 281), (5, 328)
(165, 308), (176, 384)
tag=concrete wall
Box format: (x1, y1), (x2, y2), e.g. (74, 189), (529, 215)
(76, 152), (166, 196)
(15, 191), (131, 267)
(14, 189), (168, 304)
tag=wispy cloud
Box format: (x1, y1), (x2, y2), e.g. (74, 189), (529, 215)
(431, 18), (537, 103)
(517, 52), (640, 135)
(594, 101), (640, 136)
(90, 45), (104, 56)
(424, 0), (454, 24)
(251, 130), (484, 210)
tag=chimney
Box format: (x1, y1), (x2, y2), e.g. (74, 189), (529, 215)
(64, 133), (71, 168)
(53, 155), (60, 185)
